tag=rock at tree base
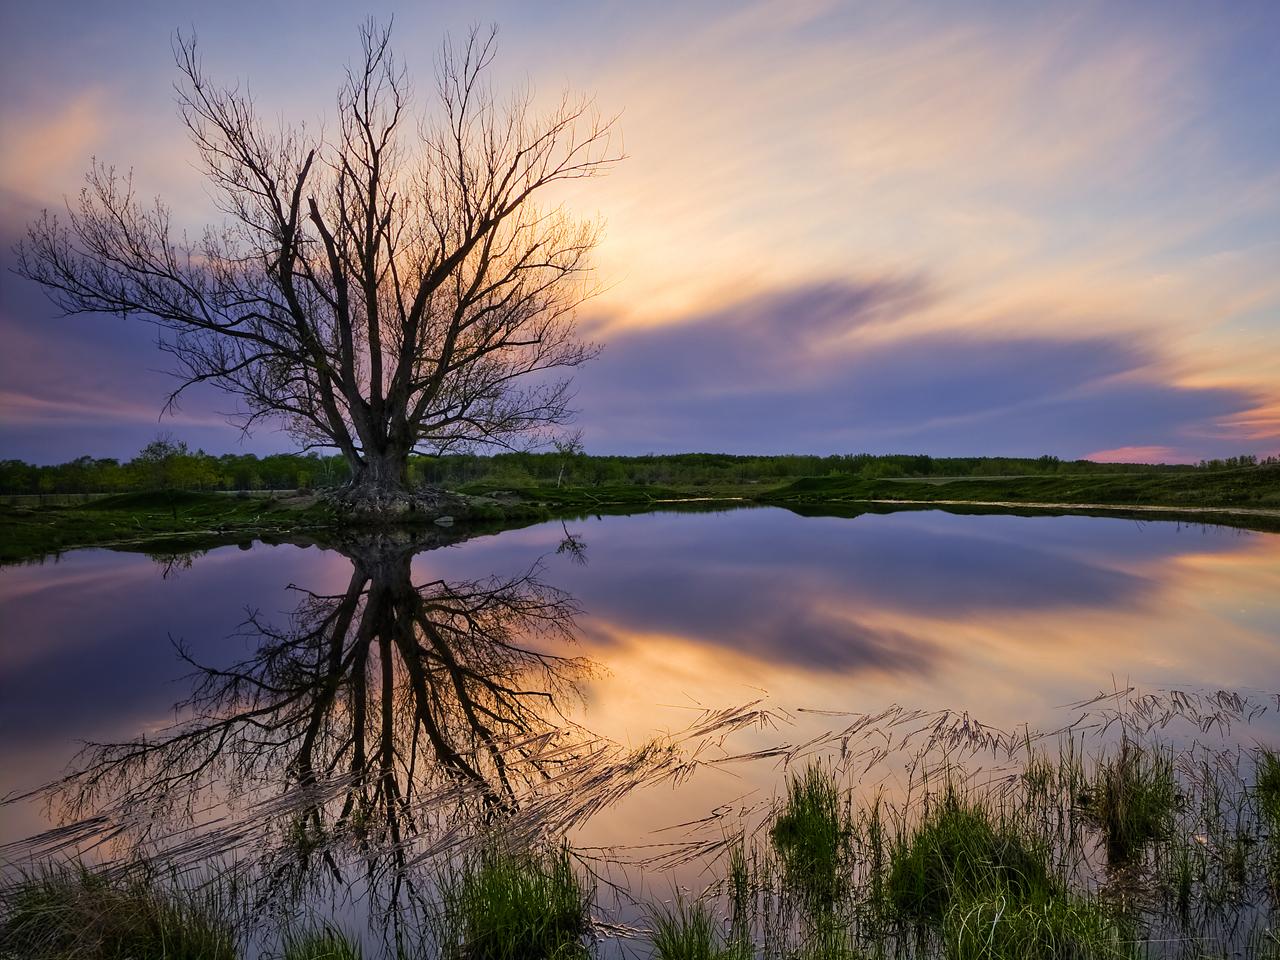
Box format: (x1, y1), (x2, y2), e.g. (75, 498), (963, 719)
(321, 484), (470, 523)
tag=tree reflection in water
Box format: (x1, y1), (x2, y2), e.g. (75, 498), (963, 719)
(58, 531), (593, 915)
(5, 528), (777, 943)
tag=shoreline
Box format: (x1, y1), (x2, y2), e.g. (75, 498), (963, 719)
(3, 487), (1278, 565)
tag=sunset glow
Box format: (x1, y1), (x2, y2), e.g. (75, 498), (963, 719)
(1, 1), (1277, 462)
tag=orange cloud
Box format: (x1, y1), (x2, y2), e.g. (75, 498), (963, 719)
(0, 89), (106, 203)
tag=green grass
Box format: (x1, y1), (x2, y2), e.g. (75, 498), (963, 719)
(763, 464), (1280, 515)
(0, 490), (341, 564)
(885, 795), (1057, 923)
(455, 480), (748, 507)
(881, 792), (1141, 958)
(0, 862), (238, 960)
(437, 843), (593, 960)
(0, 489), (552, 565)
(1256, 748), (1280, 828)
(1257, 747), (1280, 900)
(648, 896), (748, 960)
(942, 887), (1134, 960)
(787, 924), (864, 960)
(8, 460), (1276, 564)
(770, 764), (853, 911)
(280, 924), (364, 960)
(1081, 739), (1179, 862)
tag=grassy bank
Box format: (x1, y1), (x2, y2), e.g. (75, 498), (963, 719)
(3, 464), (1277, 565)
(0, 491), (346, 565)
(762, 462), (1280, 511)
(0, 490), (557, 565)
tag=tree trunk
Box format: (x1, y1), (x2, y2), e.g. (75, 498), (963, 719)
(348, 446), (410, 496)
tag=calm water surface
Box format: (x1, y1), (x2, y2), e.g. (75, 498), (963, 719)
(2, 506), (1278, 946)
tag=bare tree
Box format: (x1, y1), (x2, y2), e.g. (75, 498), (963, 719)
(17, 21), (619, 503)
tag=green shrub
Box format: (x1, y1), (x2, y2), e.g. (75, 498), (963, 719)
(649, 896), (746, 960)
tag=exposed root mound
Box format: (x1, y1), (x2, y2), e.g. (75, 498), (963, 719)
(321, 483), (469, 523)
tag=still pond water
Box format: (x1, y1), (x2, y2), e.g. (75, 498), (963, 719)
(2, 505), (1279, 950)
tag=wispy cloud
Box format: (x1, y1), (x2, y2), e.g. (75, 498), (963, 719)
(574, 279), (1269, 459)
(0, 1), (1274, 460)
(0, 388), (226, 428)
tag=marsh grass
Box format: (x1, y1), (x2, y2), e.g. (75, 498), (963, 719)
(0, 861), (238, 959)
(4, 690), (1276, 958)
(671, 692), (1279, 958)
(1257, 748), (1280, 830)
(770, 763), (854, 911)
(1081, 737), (1179, 862)
(942, 888), (1135, 960)
(885, 794), (1057, 923)
(1257, 747), (1280, 902)
(280, 923), (364, 959)
(436, 842), (593, 960)
(648, 895), (753, 960)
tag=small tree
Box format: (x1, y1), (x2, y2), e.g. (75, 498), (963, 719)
(552, 429), (585, 488)
(133, 435), (191, 491)
(18, 22), (619, 504)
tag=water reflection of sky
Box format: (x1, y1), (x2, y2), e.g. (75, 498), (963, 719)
(2, 507), (1278, 848)
(421, 509), (1279, 726)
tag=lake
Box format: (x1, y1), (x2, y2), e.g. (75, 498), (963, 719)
(2, 505), (1279, 955)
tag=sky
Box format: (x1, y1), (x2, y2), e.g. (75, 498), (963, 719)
(1, 0), (1277, 464)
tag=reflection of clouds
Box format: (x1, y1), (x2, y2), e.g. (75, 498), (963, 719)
(583, 595), (938, 676)
(544, 511), (1280, 751)
(541, 510), (1161, 687)
(2, 510), (1279, 850)
(0, 544), (345, 743)
(427, 509), (1279, 707)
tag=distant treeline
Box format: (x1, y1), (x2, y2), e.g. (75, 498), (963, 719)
(2, 438), (1272, 496)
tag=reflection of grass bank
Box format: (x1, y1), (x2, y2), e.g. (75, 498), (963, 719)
(0, 490), (340, 564)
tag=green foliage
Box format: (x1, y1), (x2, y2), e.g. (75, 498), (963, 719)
(0, 443), (352, 497)
(438, 843), (592, 960)
(886, 796), (1056, 922)
(1082, 739), (1179, 861)
(770, 764), (853, 910)
(0, 862), (237, 960)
